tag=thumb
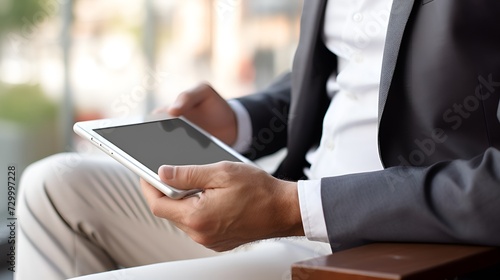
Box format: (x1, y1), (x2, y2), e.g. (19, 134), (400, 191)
(158, 164), (215, 191)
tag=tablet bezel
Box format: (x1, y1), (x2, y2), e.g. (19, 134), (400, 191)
(73, 114), (252, 199)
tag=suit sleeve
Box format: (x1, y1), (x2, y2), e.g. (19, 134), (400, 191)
(321, 147), (500, 250)
(236, 72), (292, 160)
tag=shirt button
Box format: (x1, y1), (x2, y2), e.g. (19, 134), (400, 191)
(353, 13), (363, 22)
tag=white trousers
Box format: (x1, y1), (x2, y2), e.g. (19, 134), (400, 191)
(16, 153), (331, 280)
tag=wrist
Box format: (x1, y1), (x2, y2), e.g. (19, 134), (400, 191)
(273, 180), (305, 238)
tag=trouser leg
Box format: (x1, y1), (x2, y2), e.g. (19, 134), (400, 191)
(15, 153), (217, 280)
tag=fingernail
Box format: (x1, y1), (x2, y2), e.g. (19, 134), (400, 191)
(159, 165), (174, 179)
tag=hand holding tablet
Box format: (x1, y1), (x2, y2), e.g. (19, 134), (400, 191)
(74, 115), (252, 199)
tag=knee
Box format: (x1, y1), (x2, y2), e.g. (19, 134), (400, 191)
(18, 153), (81, 213)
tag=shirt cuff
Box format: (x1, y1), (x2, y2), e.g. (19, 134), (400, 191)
(228, 100), (252, 153)
(297, 179), (329, 243)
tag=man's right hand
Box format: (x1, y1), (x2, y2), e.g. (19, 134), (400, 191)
(156, 83), (238, 146)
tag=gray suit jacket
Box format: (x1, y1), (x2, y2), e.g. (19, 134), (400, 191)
(238, 0), (500, 251)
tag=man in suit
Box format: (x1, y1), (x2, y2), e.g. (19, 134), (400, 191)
(16, 0), (500, 279)
(142, 0), (500, 251)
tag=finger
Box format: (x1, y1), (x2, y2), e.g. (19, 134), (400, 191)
(158, 162), (234, 191)
(140, 177), (200, 223)
(140, 178), (164, 205)
(168, 83), (214, 116)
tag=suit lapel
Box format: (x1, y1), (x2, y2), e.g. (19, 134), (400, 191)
(378, 0), (416, 121)
(279, 0), (332, 179)
(291, 0), (328, 101)
(290, 0), (330, 133)
(300, 0), (327, 39)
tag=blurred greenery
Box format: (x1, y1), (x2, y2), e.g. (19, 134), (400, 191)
(0, 0), (58, 125)
(0, 0), (52, 34)
(0, 83), (58, 126)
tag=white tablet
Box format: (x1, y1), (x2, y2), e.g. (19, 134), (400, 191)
(73, 115), (252, 199)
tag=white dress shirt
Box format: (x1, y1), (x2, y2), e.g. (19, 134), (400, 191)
(231, 0), (393, 243)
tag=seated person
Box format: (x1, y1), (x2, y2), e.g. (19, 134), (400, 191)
(15, 0), (500, 279)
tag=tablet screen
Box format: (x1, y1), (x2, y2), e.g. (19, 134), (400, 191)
(94, 118), (241, 173)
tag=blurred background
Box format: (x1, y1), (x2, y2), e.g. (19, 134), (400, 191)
(0, 0), (302, 278)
